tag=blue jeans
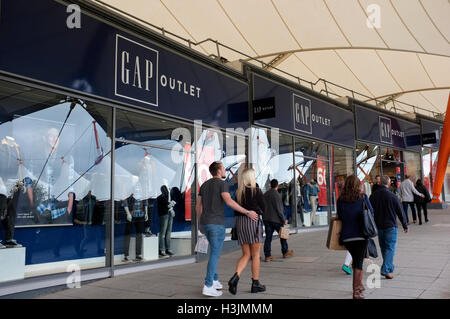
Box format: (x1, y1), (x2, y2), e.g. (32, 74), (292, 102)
(201, 224), (225, 287)
(263, 221), (288, 257)
(378, 227), (398, 275)
(159, 214), (173, 251)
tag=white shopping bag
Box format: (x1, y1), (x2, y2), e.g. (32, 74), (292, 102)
(195, 236), (209, 254)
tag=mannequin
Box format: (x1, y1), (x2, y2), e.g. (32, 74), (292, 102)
(122, 193), (148, 262)
(157, 185), (176, 257)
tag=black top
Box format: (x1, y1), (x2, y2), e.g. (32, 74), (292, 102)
(337, 194), (373, 241)
(157, 193), (169, 216)
(262, 188), (285, 225)
(372, 183), (383, 194)
(369, 187), (408, 230)
(234, 187), (266, 217)
(414, 184), (431, 204)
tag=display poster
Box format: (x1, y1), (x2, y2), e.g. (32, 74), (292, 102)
(317, 156), (327, 207)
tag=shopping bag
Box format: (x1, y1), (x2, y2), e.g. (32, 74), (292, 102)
(367, 238), (378, 258)
(279, 227), (290, 240)
(194, 236), (209, 254)
(326, 217), (346, 250)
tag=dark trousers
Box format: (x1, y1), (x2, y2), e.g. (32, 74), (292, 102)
(402, 202), (417, 223)
(124, 217), (145, 257)
(263, 221), (288, 258)
(415, 203), (428, 223)
(1, 207), (16, 242)
(344, 240), (368, 270)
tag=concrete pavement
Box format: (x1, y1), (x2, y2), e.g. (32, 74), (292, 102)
(33, 208), (450, 299)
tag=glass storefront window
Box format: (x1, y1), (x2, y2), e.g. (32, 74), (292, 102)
(196, 126), (247, 230)
(331, 146), (354, 216)
(294, 138), (330, 227)
(0, 80), (112, 280)
(251, 128), (295, 227)
(356, 143), (380, 196)
(403, 151), (422, 181)
(115, 110), (194, 261)
(422, 148), (440, 198)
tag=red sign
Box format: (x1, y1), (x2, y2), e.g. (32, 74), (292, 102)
(317, 156), (327, 206)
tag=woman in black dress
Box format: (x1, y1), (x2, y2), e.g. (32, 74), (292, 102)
(228, 168), (266, 295)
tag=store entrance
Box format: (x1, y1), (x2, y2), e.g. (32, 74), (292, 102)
(381, 160), (404, 195)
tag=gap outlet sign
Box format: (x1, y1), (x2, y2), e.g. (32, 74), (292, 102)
(253, 74), (355, 147)
(355, 104), (421, 151)
(0, 0), (248, 128)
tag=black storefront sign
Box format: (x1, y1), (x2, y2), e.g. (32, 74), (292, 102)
(355, 104), (421, 151)
(421, 119), (442, 149)
(253, 97), (276, 120)
(252, 74), (355, 147)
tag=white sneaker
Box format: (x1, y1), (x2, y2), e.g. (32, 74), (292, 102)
(213, 280), (223, 290)
(202, 285), (223, 297)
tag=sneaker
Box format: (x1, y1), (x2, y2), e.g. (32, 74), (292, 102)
(264, 256), (275, 262)
(165, 250), (175, 256)
(213, 280), (223, 290)
(202, 285), (223, 297)
(342, 264), (353, 275)
(144, 231), (152, 237)
(122, 256), (130, 262)
(283, 250), (294, 258)
(5, 239), (22, 248)
(134, 256), (143, 262)
(159, 250), (167, 257)
(0, 242), (5, 249)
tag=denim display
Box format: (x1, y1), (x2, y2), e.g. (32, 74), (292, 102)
(159, 213), (174, 251)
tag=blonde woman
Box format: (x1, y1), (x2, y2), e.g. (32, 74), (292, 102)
(228, 168), (266, 295)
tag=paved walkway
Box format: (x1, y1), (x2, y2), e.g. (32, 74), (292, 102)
(35, 208), (450, 299)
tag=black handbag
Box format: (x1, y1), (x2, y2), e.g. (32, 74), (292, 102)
(231, 226), (238, 240)
(362, 197), (378, 238)
(367, 238), (378, 258)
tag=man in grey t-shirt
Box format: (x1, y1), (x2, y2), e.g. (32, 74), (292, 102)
(196, 161), (257, 297)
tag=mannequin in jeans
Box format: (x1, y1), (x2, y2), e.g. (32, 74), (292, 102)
(122, 194), (148, 262)
(157, 186), (175, 257)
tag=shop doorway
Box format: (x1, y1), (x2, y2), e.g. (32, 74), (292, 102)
(381, 160), (404, 196)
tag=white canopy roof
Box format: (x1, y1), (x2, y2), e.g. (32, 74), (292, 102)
(96, 0), (450, 117)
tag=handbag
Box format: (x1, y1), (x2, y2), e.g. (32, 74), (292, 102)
(367, 238), (378, 258)
(362, 197), (378, 238)
(279, 226), (290, 239)
(326, 217), (346, 250)
(231, 226), (238, 240)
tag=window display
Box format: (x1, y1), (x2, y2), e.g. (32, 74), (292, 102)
(0, 79), (112, 278)
(114, 110), (195, 262)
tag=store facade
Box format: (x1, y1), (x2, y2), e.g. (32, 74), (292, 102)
(0, 0), (249, 292)
(352, 99), (424, 198)
(0, 0), (445, 295)
(248, 68), (356, 228)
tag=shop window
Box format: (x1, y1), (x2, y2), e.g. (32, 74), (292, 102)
(115, 110), (194, 261)
(0, 80), (112, 281)
(356, 143), (380, 196)
(331, 146), (354, 215)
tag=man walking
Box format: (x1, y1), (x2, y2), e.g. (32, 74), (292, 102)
(399, 175), (424, 224)
(369, 175), (408, 279)
(371, 175), (382, 194)
(263, 179), (294, 262)
(196, 161), (258, 297)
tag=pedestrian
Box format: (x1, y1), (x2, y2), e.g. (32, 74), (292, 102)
(306, 179), (320, 225)
(414, 179), (431, 225)
(262, 179), (294, 262)
(371, 175), (382, 194)
(195, 161), (258, 297)
(228, 168), (267, 295)
(337, 175), (373, 299)
(369, 175), (408, 280)
(399, 175), (425, 224)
